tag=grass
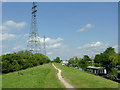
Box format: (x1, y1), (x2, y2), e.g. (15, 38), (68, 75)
(0, 75), (1, 89)
(2, 63), (65, 88)
(54, 63), (118, 88)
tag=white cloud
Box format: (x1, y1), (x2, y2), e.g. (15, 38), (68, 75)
(76, 41), (118, 58)
(0, 33), (16, 41)
(77, 24), (92, 32)
(77, 41), (109, 50)
(77, 41), (102, 49)
(0, 26), (7, 31)
(0, 20), (27, 41)
(27, 36), (63, 44)
(47, 52), (53, 55)
(27, 36), (40, 43)
(113, 45), (118, 53)
(77, 28), (85, 32)
(13, 45), (24, 50)
(5, 20), (17, 27)
(4, 20), (26, 30)
(43, 37), (63, 44)
(88, 41), (102, 47)
(77, 46), (82, 49)
(113, 45), (118, 49)
(44, 37), (63, 49)
(79, 28), (85, 32)
(27, 36), (63, 50)
(86, 24), (92, 28)
(47, 43), (61, 49)
(0, 20), (26, 32)
(24, 33), (29, 37)
(3, 52), (11, 55)
(26, 36), (65, 59)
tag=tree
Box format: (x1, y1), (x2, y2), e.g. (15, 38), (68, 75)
(94, 54), (101, 63)
(2, 50), (51, 73)
(100, 53), (110, 66)
(53, 57), (61, 63)
(77, 59), (89, 71)
(109, 53), (119, 67)
(74, 57), (79, 64)
(76, 55), (90, 71)
(94, 47), (116, 68)
(83, 55), (91, 61)
(104, 47), (115, 57)
(12, 60), (20, 71)
(68, 58), (74, 64)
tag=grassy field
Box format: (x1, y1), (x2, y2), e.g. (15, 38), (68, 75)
(2, 63), (65, 88)
(0, 75), (1, 89)
(54, 63), (118, 88)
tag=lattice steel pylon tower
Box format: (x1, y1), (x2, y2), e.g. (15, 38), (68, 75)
(27, 2), (41, 53)
(43, 35), (46, 55)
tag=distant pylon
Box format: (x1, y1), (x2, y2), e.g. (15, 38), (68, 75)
(43, 35), (46, 55)
(27, 2), (41, 53)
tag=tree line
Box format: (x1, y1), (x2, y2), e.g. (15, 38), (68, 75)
(68, 47), (120, 72)
(1, 50), (50, 73)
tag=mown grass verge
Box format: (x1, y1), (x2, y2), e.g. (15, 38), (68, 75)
(2, 63), (65, 88)
(54, 63), (118, 88)
(0, 75), (1, 89)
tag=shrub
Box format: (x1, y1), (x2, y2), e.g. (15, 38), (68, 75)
(2, 50), (51, 73)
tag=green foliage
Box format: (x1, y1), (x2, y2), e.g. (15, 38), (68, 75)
(53, 57), (61, 63)
(68, 56), (91, 70)
(94, 47), (116, 68)
(68, 58), (74, 64)
(94, 63), (102, 67)
(77, 59), (89, 71)
(104, 47), (115, 57)
(108, 69), (118, 80)
(67, 47), (117, 71)
(109, 53), (120, 67)
(68, 57), (79, 65)
(83, 55), (91, 61)
(100, 53), (110, 65)
(94, 53), (110, 66)
(94, 54), (101, 63)
(74, 57), (79, 64)
(2, 50), (50, 73)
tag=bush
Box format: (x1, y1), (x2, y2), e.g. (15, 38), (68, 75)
(2, 50), (51, 73)
(53, 57), (61, 63)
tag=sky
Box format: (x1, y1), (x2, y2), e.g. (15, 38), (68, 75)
(1, 2), (118, 60)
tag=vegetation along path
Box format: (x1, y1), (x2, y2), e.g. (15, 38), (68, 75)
(52, 63), (74, 88)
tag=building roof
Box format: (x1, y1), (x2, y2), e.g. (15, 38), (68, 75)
(87, 66), (105, 70)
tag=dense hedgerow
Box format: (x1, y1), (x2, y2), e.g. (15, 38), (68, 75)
(1, 50), (50, 73)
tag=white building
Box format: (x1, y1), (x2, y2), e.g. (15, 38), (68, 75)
(61, 60), (68, 65)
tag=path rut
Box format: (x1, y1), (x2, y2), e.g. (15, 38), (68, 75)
(52, 63), (74, 88)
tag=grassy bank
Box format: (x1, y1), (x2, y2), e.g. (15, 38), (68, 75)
(2, 63), (64, 88)
(0, 75), (1, 89)
(54, 63), (118, 88)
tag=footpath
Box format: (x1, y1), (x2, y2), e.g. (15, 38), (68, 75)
(52, 63), (74, 88)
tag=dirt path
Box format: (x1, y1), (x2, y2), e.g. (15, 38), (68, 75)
(52, 63), (74, 88)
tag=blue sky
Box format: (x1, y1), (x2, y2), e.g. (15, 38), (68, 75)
(1, 2), (118, 60)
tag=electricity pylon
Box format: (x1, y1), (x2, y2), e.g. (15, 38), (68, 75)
(27, 2), (41, 53)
